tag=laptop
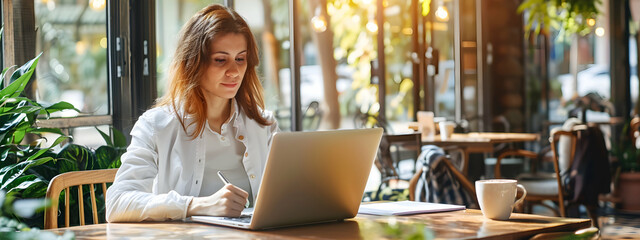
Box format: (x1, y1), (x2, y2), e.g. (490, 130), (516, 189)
(190, 128), (383, 230)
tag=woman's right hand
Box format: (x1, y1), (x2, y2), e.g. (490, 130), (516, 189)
(187, 184), (249, 217)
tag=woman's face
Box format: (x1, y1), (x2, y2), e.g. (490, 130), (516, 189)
(200, 33), (248, 102)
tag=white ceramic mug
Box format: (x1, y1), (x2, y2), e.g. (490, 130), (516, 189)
(438, 121), (455, 140)
(475, 179), (527, 220)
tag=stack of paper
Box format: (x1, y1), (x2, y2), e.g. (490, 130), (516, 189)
(358, 201), (465, 216)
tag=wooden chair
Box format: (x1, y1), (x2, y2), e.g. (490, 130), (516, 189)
(408, 154), (478, 206)
(44, 168), (118, 229)
(494, 127), (597, 221)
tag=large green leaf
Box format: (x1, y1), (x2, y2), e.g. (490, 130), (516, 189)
(96, 128), (113, 146)
(0, 65), (13, 83)
(41, 101), (79, 116)
(95, 127), (126, 168)
(24, 154), (59, 181)
(4, 175), (39, 194)
(0, 105), (42, 117)
(51, 158), (79, 175)
(25, 136), (70, 161)
(0, 157), (53, 190)
(11, 121), (33, 144)
(0, 53), (41, 99)
(94, 146), (116, 170)
(57, 144), (95, 171)
(108, 158), (122, 169)
(18, 180), (48, 198)
(112, 128), (127, 148)
(0, 113), (26, 134)
(25, 127), (65, 136)
(0, 147), (10, 167)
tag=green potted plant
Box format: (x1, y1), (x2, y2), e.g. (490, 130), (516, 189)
(0, 30), (126, 231)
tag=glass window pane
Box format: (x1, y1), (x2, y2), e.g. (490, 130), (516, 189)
(460, 0), (478, 131)
(70, 125), (111, 149)
(236, 0), (292, 131)
(242, 1), (379, 131)
(550, 31), (611, 124)
(324, 1), (378, 130)
(39, 124), (110, 149)
(155, 0), (224, 97)
(431, 0), (456, 119)
(34, 0), (109, 116)
(384, 0), (415, 127)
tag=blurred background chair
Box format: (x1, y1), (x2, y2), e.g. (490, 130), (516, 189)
(483, 114), (526, 179)
(495, 123), (610, 227)
(44, 169), (117, 229)
(409, 145), (477, 208)
(502, 130), (579, 217)
(274, 101), (324, 131)
(302, 101), (322, 130)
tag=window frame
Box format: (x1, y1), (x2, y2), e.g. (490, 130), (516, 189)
(0, 0), (159, 143)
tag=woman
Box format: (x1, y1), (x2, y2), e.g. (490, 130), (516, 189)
(106, 4), (278, 222)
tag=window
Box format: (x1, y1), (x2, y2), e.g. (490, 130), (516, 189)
(384, 0), (416, 125)
(33, 0), (111, 147)
(430, 0), (456, 119)
(34, 0), (109, 116)
(547, 34), (612, 123)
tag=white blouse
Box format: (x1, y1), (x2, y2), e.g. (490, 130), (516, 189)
(200, 105), (253, 206)
(105, 100), (278, 222)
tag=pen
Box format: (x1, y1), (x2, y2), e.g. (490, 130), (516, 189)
(217, 170), (230, 185)
(217, 171), (250, 208)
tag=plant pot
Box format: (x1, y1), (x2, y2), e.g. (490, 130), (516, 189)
(618, 172), (640, 211)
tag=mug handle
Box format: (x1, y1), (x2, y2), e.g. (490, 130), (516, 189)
(514, 184), (527, 206)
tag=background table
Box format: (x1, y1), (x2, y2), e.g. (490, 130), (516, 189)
(422, 132), (540, 175)
(45, 209), (589, 239)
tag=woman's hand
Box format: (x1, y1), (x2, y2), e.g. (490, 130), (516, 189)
(187, 184), (249, 217)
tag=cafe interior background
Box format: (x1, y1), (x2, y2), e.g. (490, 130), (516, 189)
(2, 0), (640, 237)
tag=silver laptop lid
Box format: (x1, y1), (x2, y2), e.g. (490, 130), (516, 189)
(250, 128), (383, 229)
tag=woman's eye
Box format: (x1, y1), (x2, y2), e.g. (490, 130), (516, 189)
(235, 58), (246, 63)
(214, 59), (226, 64)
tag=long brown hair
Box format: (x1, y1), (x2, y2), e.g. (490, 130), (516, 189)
(156, 4), (269, 139)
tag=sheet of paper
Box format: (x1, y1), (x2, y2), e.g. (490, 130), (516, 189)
(358, 201), (465, 216)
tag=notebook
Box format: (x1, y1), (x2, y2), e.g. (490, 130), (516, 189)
(357, 201), (466, 216)
(190, 128), (384, 230)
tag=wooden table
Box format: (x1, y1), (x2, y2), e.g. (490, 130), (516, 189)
(45, 209), (590, 239)
(422, 132), (540, 175)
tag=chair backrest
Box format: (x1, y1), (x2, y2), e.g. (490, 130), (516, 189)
(548, 129), (579, 216)
(302, 101), (322, 130)
(408, 146), (477, 208)
(44, 168), (118, 229)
